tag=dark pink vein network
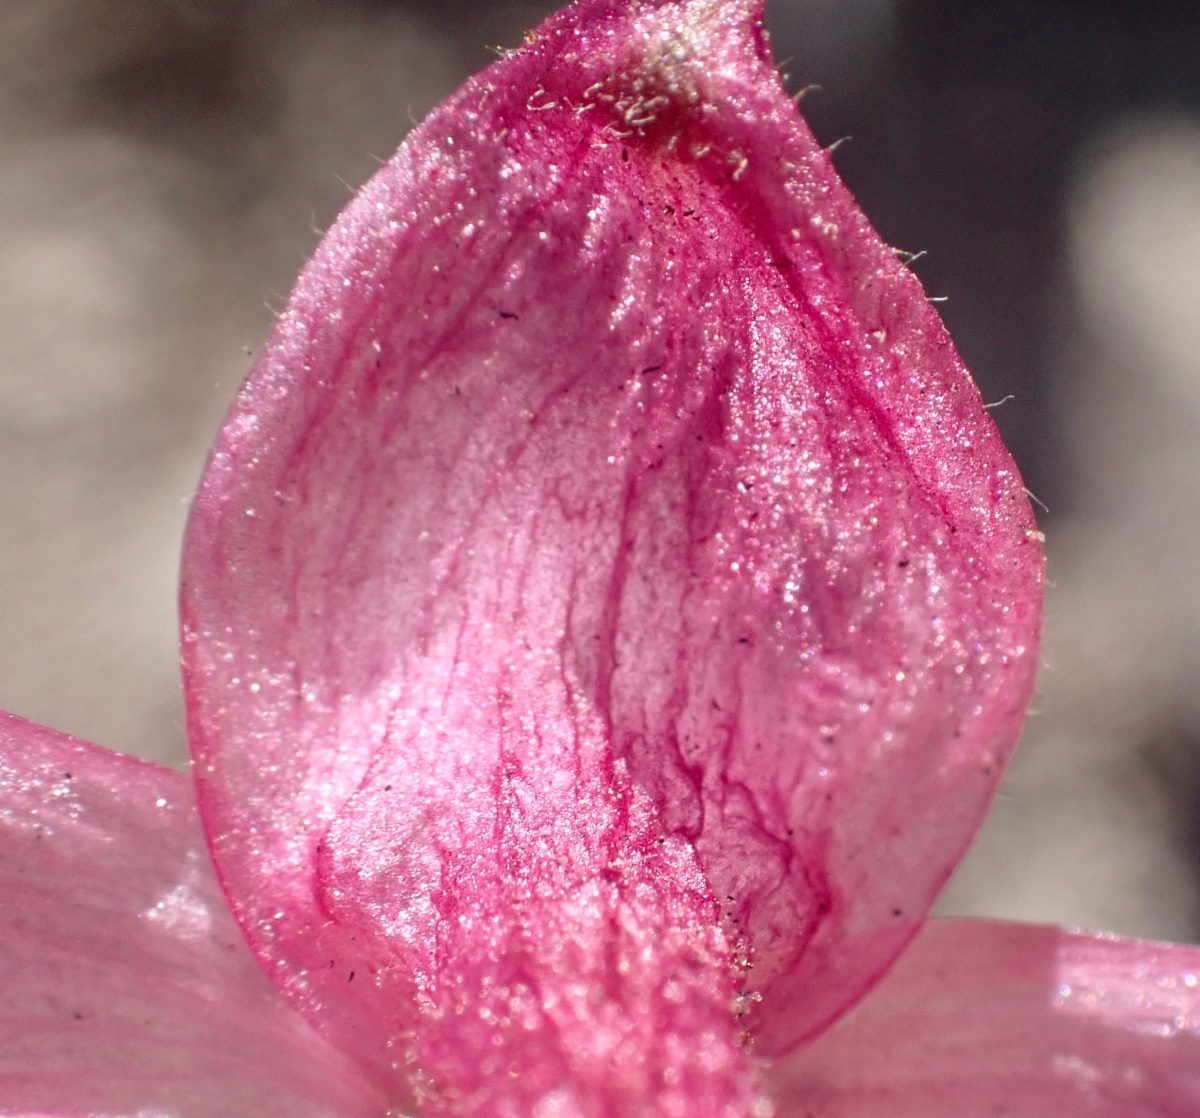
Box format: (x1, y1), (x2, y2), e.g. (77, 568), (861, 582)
(180, 1), (1044, 1114)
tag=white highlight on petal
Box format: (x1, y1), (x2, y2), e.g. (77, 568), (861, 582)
(141, 880), (214, 941)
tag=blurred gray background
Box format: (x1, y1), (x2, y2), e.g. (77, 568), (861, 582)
(2, 0), (1199, 944)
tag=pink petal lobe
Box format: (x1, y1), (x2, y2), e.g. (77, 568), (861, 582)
(770, 918), (1200, 1117)
(180, 0), (1043, 1112)
(0, 711), (386, 1118)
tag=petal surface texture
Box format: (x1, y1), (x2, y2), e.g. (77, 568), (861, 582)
(771, 918), (1200, 1117)
(180, 0), (1044, 1113)
(0, 711), (387, 1118)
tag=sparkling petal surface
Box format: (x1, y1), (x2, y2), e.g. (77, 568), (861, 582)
(0, 710), (387, 1118)
(180, 0), (1044, 1112)
(771, 918), (1200, 1117)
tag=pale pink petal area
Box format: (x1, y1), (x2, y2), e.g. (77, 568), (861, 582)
(771, 918), (1200, 1117)
(0, 711), (387, 1118)
(181, 0), (1043, 1111)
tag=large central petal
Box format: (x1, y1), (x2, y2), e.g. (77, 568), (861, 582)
(180, 1), (1043, 1114)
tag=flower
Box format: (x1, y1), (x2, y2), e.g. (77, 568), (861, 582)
(1, 0), (1198, 1115)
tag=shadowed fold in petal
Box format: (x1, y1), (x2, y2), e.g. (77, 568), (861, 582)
(770, 918), (1200, 1117)
(180, 0), (1043, 1113)
(0, 711), (386, 1118)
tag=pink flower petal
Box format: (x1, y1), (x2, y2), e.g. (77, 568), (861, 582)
(770, 917), (1200, 1117)
(0, 711), (386, 1118)
(181, 0), (1043, 1111)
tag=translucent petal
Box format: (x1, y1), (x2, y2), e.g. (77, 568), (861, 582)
(0, 711), (387, 1118)
(771, 918), (1200, 1117)
(180, 0), (1043, 1111)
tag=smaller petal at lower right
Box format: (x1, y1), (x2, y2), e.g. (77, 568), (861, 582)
(769, 917), (1200, 1118)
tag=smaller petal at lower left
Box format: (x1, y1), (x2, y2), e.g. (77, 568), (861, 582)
(0, 710), (389, 1118)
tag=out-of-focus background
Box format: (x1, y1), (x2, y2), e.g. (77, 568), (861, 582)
(1, 0), (1198, 944)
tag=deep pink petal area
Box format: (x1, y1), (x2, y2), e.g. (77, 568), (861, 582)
(181, 0), (1043, 1111)
(770, 918), (1200, 1117)
(0, 711), (387, 1118)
